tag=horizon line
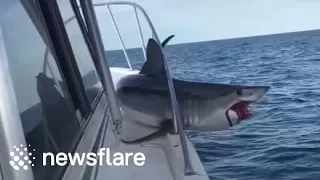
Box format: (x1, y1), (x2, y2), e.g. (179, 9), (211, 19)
(104, 28), (320, 51)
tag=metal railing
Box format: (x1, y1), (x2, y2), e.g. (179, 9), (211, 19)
(43, 1), (195, 175)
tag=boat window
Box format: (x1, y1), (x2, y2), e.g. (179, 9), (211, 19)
(0, 1), (80, 179)
(56, 0), (102, 104)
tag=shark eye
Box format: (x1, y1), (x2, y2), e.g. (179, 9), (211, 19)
(236, 89), (242, 95)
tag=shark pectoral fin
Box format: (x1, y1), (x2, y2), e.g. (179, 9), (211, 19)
(120, 119), (173, 144)
(139, 38), (166, 76)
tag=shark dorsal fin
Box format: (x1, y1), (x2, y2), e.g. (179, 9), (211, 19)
(139, 38), (165, 76)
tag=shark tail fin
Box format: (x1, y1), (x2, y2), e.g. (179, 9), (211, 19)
(161, 35), (175, 47)
(139, 38), (166, 76)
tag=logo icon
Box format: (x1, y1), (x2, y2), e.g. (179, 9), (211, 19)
(9, 144), (35, 171)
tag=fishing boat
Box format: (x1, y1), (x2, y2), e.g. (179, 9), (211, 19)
(0, 1), (268, 180)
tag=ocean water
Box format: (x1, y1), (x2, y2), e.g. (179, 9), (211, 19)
(106, 30), (320, 180)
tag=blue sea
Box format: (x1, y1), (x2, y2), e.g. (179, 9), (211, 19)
(107, 30), (320, 180)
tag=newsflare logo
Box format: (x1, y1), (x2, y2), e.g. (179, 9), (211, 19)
(9, 144), (35, 171)
(9, 145), (146, 171)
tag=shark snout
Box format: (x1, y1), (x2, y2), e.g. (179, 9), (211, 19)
(224, 85), (269, 126)
(238, 86), (270, 102)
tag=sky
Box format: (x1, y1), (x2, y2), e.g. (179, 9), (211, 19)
(92, 0), (320, 49)
(2, 0), (320, 50)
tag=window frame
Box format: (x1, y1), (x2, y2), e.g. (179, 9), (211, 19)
(29, 0), (104, 179)
(35, 0), (93, 118)
(0, 0), (106, 179)
(68, 0), (105, 109)
(69, 0), (105, 109)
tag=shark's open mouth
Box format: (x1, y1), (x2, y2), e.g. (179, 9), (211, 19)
(226, 101), (252, 126)
(230, 101), (251, 120)
(230, 101), (252, 120)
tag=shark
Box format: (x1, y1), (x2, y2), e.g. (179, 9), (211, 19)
(115, 38), (270, 137)
(161, 34), (175, 47)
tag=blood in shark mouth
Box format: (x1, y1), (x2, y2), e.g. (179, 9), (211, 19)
(230, 101), (252, 120)
(226, 101), (252, 126)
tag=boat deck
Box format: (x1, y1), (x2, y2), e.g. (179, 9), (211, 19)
(96, 117), (209, 180)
